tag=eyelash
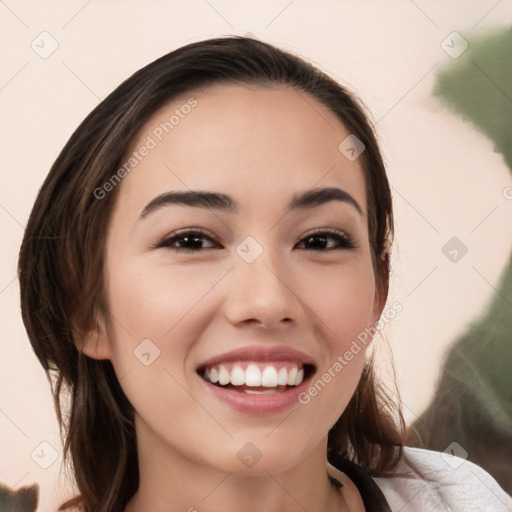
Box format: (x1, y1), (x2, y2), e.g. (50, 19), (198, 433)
(154, 227), (358, 252)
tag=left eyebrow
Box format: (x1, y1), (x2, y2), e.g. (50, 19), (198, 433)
(289, 187), (363, 216)
(138, 186), (363, 220)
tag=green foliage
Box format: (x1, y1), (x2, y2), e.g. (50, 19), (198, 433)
(0, 482), (39, 512)
(434, 26), (512, 170)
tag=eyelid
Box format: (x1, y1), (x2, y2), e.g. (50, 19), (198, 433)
(301, 227), (350, 239)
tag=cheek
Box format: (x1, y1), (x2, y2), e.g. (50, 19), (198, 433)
(296, 261), (375, 411)
(105, 259), (225, 341)
(303, 259), (376, 348)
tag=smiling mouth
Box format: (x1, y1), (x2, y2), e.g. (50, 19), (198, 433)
(197, 361), (316, 394)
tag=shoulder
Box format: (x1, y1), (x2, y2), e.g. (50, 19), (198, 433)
(373, 446), (512, 511)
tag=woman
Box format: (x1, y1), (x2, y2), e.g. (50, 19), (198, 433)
(17, 36), (511, 511)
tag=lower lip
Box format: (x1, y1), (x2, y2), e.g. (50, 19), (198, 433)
(198, 373), (313, 414)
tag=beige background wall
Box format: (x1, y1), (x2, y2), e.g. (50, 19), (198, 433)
(1, 0), (511, 508)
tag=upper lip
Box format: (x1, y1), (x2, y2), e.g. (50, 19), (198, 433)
(197, 345), (316, 370)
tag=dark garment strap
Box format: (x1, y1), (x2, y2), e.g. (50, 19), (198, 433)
(327, 453), (392, 512)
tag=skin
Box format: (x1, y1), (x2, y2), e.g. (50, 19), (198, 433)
(79, 84), (386, 511)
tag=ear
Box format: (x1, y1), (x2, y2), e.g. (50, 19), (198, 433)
(73, 311), (112, 360)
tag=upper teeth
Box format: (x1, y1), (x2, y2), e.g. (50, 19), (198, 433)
(204, 363), (304, 387)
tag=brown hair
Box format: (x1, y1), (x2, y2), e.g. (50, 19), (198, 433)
(17, 36), (404, 511)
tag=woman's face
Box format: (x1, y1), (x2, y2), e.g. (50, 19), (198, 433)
(87, 84), (385, 476)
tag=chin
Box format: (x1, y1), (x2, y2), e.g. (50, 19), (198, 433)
(201, 435), (317, 477)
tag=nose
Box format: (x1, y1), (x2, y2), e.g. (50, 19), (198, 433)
(222, 249), (302, 330)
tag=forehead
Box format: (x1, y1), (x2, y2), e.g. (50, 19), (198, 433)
(115, 84), (367, 219)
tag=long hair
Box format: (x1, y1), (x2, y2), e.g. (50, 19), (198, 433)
(18, 36), (404, 511)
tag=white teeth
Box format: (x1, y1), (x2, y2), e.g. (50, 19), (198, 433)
(277, 367), (288, 386)
(244, 388), (281, 394)
(245, 364), (262, 387)
(218, 365), (230, 386)
(231, 364), (245, 386)
(202, 362), (308, 389)
(287, 367), (298, 386)
(261, 366), (278, 387)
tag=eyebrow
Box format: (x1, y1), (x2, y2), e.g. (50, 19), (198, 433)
(139, 186), (363, 219)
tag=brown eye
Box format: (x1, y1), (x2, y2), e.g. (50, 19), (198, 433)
(156, 229), (220, 252)
(297, 229), (357, 251)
